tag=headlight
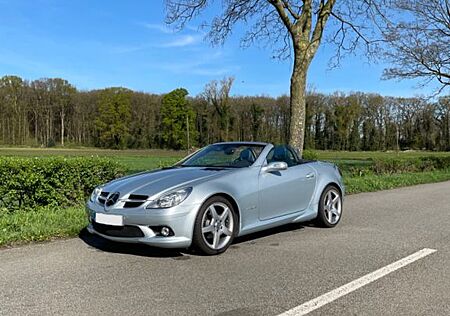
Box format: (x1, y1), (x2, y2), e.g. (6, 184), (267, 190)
(89, 186), (103, 202)
(146, 187), (192, 209)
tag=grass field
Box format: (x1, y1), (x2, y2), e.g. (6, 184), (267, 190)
(1, 146), (450, 247)
(315, 150), (450, 160)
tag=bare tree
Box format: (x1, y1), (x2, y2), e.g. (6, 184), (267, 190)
(382, 0), (450, 93)
(48, 79), (76, 147)
(202, 77), (235, 141)
(165, 0), (383, 155)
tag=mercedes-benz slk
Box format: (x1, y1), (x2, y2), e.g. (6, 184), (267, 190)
(86, 142), (344, 255)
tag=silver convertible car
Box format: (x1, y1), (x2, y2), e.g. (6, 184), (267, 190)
(86, 142), (344, 255)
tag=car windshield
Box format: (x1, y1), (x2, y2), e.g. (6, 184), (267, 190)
(180, 144), (265, 168)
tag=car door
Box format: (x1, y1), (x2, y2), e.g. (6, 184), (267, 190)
(258, 146), (316, 221)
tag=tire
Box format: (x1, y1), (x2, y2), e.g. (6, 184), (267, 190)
(192, 196), (237, 255)
(315, 185), (343, 228)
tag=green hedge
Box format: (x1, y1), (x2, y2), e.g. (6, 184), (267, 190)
(0, 157), (126, 211)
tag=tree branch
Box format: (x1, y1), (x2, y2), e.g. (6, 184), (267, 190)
(268, 0), (294, 34)
(310, 0), (335, 52)
(282, 0), (300, 20)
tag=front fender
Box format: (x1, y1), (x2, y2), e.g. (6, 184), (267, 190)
(188, 167), (260, 234)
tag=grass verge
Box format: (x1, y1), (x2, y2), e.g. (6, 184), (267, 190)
(344, 168), (450, 194)
(2, 169), (450, 248)
(0, 206), (87, 247)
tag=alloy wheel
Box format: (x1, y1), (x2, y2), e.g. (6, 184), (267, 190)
(201, 202), (234, 250)
(323, 189), (342, 225)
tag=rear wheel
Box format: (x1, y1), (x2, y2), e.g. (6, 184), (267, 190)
(192, 196), (237, 255)
(316, 185), (342, 228)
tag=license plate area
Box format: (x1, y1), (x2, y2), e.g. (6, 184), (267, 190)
(95, 213), (123, 226)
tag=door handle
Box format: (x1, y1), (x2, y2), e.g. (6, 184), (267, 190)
(305, 172), (315, 179)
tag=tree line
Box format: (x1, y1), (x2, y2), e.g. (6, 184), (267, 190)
(165, 0), (450, 156)
(0, 75), (449, 151)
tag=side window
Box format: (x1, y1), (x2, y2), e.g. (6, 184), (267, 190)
(266, 145), (299, 167)
(285, 148), (297, 165)
(266, 148), (274, 163)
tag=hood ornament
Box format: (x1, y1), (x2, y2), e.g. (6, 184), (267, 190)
(105, 192), (120, 209)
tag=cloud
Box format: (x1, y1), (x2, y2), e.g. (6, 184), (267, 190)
(190, 67), (238, 76)
(141, 23), (173, 34)
(138, 21), (203, 48)
(160, 35), (200, 48)
(160, 63), (237, 77)
(140, 23), (202, 35)
(148, 50), (239, 77)
(109, 44), (146, 54)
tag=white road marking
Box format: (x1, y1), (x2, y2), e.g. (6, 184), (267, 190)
(278, 248), (437, 316)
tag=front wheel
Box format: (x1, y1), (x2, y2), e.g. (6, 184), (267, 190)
(316, 185), (343, 228)
(192, 196), (237, 255)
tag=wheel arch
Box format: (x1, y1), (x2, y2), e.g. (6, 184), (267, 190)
(310, 177), (345, 210)
(200, 192), (241, 234)
(326, 182), (343, 196)
(316, 181), (344, 207)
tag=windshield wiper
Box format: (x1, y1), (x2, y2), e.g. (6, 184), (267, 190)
(161, 165), (185, 170)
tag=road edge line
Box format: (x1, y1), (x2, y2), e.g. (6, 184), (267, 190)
(278, 248), (437, 316)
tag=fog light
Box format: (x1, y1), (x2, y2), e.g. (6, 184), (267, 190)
(160, 227), (170, 237)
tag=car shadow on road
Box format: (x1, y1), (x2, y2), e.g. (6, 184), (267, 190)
(233, 222), (312, 245)
(78, 228), (188, 258)
(78, 221), (317, 257)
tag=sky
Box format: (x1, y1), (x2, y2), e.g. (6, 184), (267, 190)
(0, 0), (435, 97)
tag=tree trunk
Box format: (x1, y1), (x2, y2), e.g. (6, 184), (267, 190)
(288, 52), (308, 157)
(447, 110), (450, 149)
(34, 111), (38, 144)
(61, 110), (65, 146)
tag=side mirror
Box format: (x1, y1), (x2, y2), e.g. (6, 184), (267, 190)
(263, 161), (288, 173)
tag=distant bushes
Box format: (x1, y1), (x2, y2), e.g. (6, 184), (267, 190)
(302, 149), (319, 160)
(372, 156), (450, 174)
(0, 157), (125, 211)
(339, 156), (450, 177)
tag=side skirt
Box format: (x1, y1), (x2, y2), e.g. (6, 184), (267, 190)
(237, 203), (318, 237)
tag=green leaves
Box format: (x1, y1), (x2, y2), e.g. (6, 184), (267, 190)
(0, 157), (126, 211)
(95, 87), (132, 149)
(302, 149), (319, 160)
(161, 88), (197, 150)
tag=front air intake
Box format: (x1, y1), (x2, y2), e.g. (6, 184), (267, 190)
(123, 194), (149, 208)
(92, 221), (144, 237)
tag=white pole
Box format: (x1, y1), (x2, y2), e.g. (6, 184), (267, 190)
(186, 114), (190, 154)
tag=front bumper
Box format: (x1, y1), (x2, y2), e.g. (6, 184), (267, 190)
(85, 200), (201, 249)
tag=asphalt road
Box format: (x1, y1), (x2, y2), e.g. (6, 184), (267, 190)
(1, 181), (450, 316)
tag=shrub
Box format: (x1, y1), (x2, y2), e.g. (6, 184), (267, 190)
(0, 157), (126, 211)
(371, 156), (450, 174)
(334, 156), (450, 178)
(302, 149), (319, 160)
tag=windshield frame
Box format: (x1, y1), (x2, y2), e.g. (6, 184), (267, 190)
(177, 143), (267, 168)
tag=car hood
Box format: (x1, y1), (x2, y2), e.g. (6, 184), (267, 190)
(101, 167), (234, 199)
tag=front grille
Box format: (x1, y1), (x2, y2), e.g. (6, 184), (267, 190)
(97, 192), (148, 208)
(92, 221), (144, 237)
(98, 192), (109, 205)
